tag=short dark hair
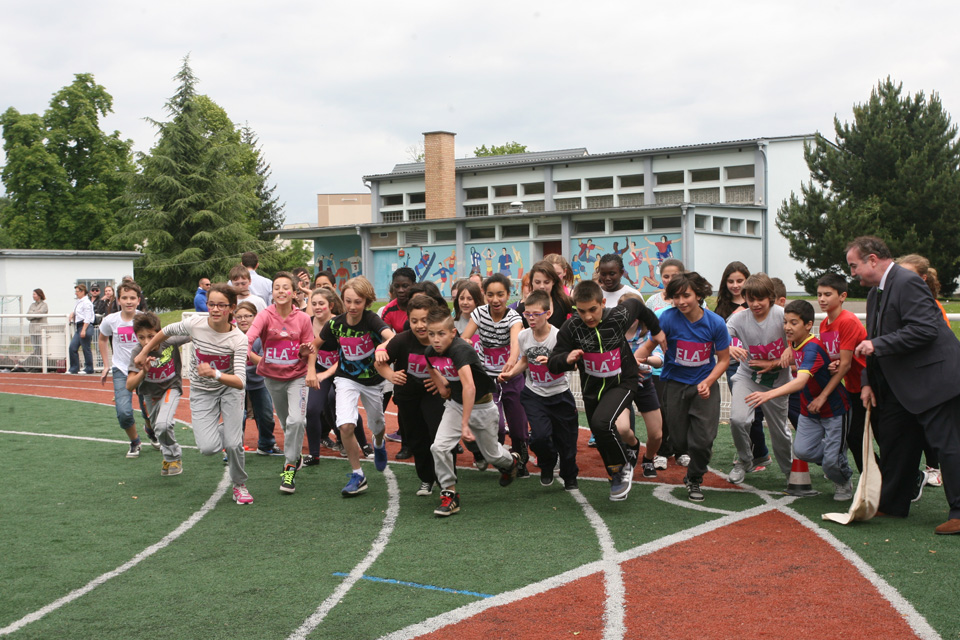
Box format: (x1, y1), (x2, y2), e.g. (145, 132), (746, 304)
(660, 258), (684, 274)
(846, 236), (892, 260)
(228, 264), (249, 282)
(33, 288), (45, 301)
(241, 252), (259, 269)
(665, 271), (712, 302)
(482, 273), (512, 293)
(408, 281), (448, 310)
(116, 281), (142, 298)
(770, 277), (787, 301)
(816, 273), (849, 295)
(392, 267), (416, 283)
(572, 280), (604, 305)
(407, 294), (438, 314)
(742, 273), (776, 304)
(524, 290), (551, 310)
(426, 306), (454, 328)
(784, 299), (815, 325)
(133, 312), (161, 334)
(272, 271), (297, 287)
(598, 253), (624, 272)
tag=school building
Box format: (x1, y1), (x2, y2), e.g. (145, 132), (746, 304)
(275, 131), (815, 299)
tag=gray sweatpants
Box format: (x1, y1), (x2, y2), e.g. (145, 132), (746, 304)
(191, 385), (247, 486)
(729, 376), (793, 476)
(142, 388), (183, 462)
(661, 379), (720, 483)
(795, 413), (851, 485)
(264, 376), (307, 466)
(431, 399), (514, 489)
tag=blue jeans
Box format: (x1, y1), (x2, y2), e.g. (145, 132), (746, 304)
(113, 368), (136, 430)
(68, 323), (93, 374)
(244, 385), (276, 450)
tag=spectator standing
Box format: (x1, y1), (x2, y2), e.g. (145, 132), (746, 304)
(67, 284), (95, 375)
(241, 252), (273, 304)
(95, 285), (116, 318)
(194, 278), (211, 312)
(27, 289), (48, 355)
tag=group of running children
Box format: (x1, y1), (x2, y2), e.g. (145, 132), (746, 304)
(94, 252), (877, 517)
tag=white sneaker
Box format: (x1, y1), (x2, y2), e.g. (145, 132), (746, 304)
(926, 466), (943, 487)
(677, 454), (691, 467)
(653, 455), (668, 470)
(416, 481), (433, 496)
(728, 462), (747, 485)
(126, 442), (141, 458)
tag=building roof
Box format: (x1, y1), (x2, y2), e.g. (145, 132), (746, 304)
(0, 249), (142, 260)
(363, 134), (814, 182)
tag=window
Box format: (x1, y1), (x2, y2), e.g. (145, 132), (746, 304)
(493, 202), (513, 214)
(651, 216), (681, 230)
(618, 193), (644, 207)
(587, 177), (613, 190)
(655, 190), (684, 204)
(523, 200), (545, 212)
(434, 229), (456, 242)
(730, 219), (742, 234)
(725, 185), (755, 203)
(381, 194), (403, 207)
(555, 179), (581, 192)
(408, 209), (426, 221)
(574, 220), (606, 234)
(382, 211), (403, 223)
(464, 187), (487, 200)
(690, 168), (720, 182)
(405, 229), (429, 244)
(537, 223), (561, 236)
(501, 224), (529, 239)
(522, 182), (544, 195)
(747, 220), (759, 236)
(689, 188), (720, 204)
(612, 218), (644, 232)
(655, 171), (683, 185)
(620, 174), (644, 188)
(469, 227), (495, 240)
(371, 231), (398, 247)
(586, 195), (614, 209)
(465, 204), (488, 217)
(408, 192), (426, 204)
(493, 184), (517, 198)
(713, 217), (726, 232)
(554, 197), (581, 211)
(695, 215), (707, 230)
(726, 164), (755, 180)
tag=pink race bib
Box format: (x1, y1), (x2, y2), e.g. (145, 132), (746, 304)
(819, 330), (840, 360)
(264, 339), (299, 366)
(117, 325), (137, 345)
(748, 338), (785, 362)
(730, 336), (744, 350)
(675, 340), (712, 367)
(481, 345), (509, 370)
(582, 350), (622, 378)
(316, 349), (339, 369)
(407, 353), (431, 379)
(528, 362), (564, 386)
(146, 350), (176, 383)
(341, 334), (375, 361)
(196, 349), (231, 371)
(428, 355), (458, 381)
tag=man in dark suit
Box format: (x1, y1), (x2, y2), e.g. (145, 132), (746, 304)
(848, 236), (960, 535)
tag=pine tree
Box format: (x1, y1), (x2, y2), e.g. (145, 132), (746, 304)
(777, 78), (960, 294)
(240, 124), (285, 239)
(115, 57), (265, 309)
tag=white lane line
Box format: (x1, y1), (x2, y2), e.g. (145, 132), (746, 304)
(780, 506), (941, 640)
(568, 489), (626, 640)
(651, 484), (734, 515)
(287, 465), (401, 640)
(0, 468), (231, 636)
(379, 503), (778, 640)
(0, 429), (199, 450)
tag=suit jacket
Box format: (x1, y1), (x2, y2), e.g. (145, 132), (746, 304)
(861, 263), (960, 413)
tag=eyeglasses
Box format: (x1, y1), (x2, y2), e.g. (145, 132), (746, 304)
(234, 314), (254, 321)
(208, 303), (231, 309)
(522, 311), (547, 319)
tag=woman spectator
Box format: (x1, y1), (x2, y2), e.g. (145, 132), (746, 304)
(27, 289), (48, 355)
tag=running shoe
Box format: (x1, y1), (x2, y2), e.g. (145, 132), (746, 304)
(233, 485), (254, 505)
(166, 460), (183, 476)
(752, 454), (772, 468)
(161, 461), (170, 476)
(257, 445), (284, 456)
(641, 461), (657, 479)
(587, 434), (597, 448)
(385, 430), (402, 443)
(926, 466), (943, 487)
(516, 462), (530, 479)
(126, 441), (141, 459)
(416, 481), (433, 496)
(396, 447), (413, 460)
(474, 456), (488, 471)
(373, 442), (388, 471)
(144, 425), (161, 450)
(362, 444), (375, 459)
(341, 472), (368, 497)
(280, 463), (297, 494)
(653, 455), (668, 470)
(610, 463), (633, 501)
(499, 453), (521, 487)
(676, 454), (691, 467)
(321, 437), (336, 450)
(540, 467), (555, 487)
(833, 480), (853, 501)
(728, 462), (747, 485)
(563, 477), (579, 492)
(684, 476), (704, 502)
(434, 490), (460, 517)
(302, 455), (321, 467)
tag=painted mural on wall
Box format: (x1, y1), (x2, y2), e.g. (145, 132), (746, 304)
(569, 233), (682, 295)
(313, 236), (363, 293)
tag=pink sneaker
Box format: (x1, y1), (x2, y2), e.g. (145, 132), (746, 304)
(233, 485), (254, 505)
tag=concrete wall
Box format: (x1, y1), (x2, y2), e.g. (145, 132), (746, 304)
(316, 193), (371, 227)
(0, 255), (138, 315)
(764, 138), (812, 292)
(690, 232), (764, 290)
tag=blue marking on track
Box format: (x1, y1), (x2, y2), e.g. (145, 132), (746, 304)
(331, 573), (492, 598)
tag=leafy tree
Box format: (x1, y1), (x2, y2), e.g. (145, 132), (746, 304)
(474, 141), (528, 157)
(0, 74), (134, 250)
(0, 195), (14, 247)
(115, 56), (266, 310)
(777, 78), (960, 295)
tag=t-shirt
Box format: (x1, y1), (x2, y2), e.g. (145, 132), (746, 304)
(659, 307), (731, 385)
(645, 291), (670, 313)
(380, 298), (409, 333)
(129, 336), (191, 396)
(246, 305), (314, 381)
(425, 338), (494, 405)
(793, 335), (849, 418)
(727, 305), (791, 389)
(99, 312), (142, 375)
(246, 337), (266, 391)
(818, 309), (867, 394)
(384, 330), (432, 399)
(318, 310), (390, 386)
(518, 325), (569, 397)
(470, 305), (522, 374)
(602, 284), (643, 308)
(237, 294), (267, 314)
(164, 315), (248, 392)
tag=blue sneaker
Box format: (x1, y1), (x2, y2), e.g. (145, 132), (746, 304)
(341, 472), (368, 497)
(373, 442), (388, 472)
(588, 434), (597, 448)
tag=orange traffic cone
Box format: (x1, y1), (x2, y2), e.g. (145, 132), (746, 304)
(786, 458), (819, 497)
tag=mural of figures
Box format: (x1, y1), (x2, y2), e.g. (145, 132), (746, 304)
(313, 237), (363, 293)
(469, 247), (483, 275)
(498, 247), (513, 277)
(512, 246), (524, 282)
(413, 248), (436, 282)
(646, 235), (675, 262)
(573, 232), (682, 294)
(432, 250), (457, 296)
(347, 249), (362, 276)
(483, 248), (494, 276)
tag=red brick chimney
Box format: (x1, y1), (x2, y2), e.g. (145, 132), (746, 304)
(423, 131), (456, 220)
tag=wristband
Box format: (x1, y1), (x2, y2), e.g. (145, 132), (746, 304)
(214, 369), (222, 381)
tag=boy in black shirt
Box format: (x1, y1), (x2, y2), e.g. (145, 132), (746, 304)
(425, 308), (520, 516)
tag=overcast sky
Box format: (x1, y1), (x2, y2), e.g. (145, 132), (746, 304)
(3, 1), (959, 226)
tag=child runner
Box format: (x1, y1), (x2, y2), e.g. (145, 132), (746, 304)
(127, 312), (190, 476)
(315, 276), (395, 497)
(644, 258), (685, 313)
(379, 268), (416, 449)
(454, 281), (483, 339)
(543, 253), (575, 295)
(619, 291), (664, 479)
(134, 283), (253, 504)
(229, 264), (267, 313)
(597, 253), (643, 307)
(746, 300), (852, 500)
(514, 290), (580, 490)
(375, 294), (450, 495)
(234, 301), (279, 456)
(549, 280), (666, 501)
(98, 281), (151, 457)
(246, 271), (318, 494)
(725, 274), (794, 485)
(460, 273), (530, 476)
(425, 307), (521, 516)
(513, 261), (574, 330)
(635, 272), (730, 502)
(815, 273), (868, 473)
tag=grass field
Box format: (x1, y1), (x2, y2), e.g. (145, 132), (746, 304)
(1, 384), (958, 640)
